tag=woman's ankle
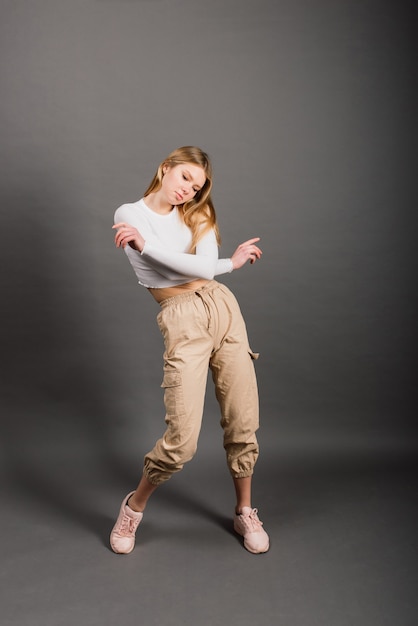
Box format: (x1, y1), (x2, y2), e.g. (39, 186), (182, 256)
(127, 495), (145, 513)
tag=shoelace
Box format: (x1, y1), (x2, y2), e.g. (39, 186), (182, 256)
(118, 514), (140, 536)
(239, 508), (263, 532)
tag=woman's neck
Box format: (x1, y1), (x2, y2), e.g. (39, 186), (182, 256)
(144, 192), (173, 215)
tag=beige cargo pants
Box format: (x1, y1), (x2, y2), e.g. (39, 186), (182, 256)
(143, 281), (260, 485)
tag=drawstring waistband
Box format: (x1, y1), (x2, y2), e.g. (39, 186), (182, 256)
(159, 280), (220, 309)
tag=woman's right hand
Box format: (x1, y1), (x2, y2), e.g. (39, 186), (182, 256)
(231, 238), (262, 269)
(113, 222), (145, 253)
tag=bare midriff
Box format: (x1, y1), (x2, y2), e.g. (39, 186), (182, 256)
(148, 279), (210, 304)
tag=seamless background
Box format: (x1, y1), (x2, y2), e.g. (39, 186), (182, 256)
(0, 1), (416, 625)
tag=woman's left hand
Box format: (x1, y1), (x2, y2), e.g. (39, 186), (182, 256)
(113, 222), (145, 253)
(231, 237), (262, 269)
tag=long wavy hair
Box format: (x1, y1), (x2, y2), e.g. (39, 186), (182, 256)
(144, 146), (220, 252)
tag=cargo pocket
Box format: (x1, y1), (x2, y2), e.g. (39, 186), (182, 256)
(248, 348), (259, 360)
(161, 370), (185, 419)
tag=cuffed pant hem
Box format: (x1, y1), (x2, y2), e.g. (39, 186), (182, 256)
(231, 469), (254, 479)
(142, 467), (172, 486)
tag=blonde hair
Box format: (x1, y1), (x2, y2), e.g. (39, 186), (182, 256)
(144, 146), (220, 252)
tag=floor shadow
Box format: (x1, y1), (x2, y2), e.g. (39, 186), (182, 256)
(157, 483), (236, 538)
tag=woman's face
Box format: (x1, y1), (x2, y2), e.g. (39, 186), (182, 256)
(161, 163), (207, 205)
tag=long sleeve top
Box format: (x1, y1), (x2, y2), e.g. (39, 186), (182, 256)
(114, 198), (233, 288)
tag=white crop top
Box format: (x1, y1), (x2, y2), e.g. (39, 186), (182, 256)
(114, 199), (234, 288)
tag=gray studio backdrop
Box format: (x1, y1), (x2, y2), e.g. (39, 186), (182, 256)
(0, 0), (415, 470)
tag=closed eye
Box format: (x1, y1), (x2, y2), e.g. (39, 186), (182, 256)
(183, 170), (202, 193)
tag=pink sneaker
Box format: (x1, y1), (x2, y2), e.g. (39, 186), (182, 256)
(110, 492), (143, 554)
(234, 507), (270, 554)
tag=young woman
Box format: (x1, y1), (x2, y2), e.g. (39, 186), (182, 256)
(110, 146), (269, 555)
